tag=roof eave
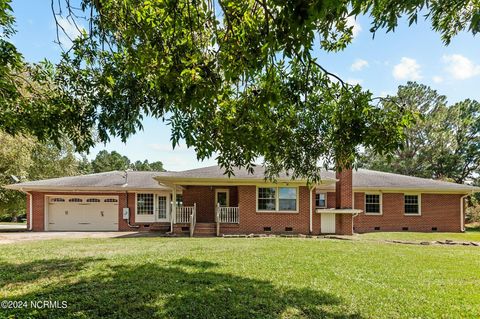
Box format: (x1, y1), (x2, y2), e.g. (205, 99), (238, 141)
(1, 185), (172, 192)
(153, 176), (336, 185)
(353, 186), (479, 194)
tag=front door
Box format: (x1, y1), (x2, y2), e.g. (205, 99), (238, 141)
(215, 189), (229, 207)
(156, 195), (169, 222)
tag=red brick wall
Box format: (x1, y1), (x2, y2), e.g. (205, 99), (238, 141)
(327, 192), (336, 208)
(30, 191), (45, 231)
(222, 185), (314, 234)
(118, 192), (133, 231)
(335, 214), (353, 235)
(336, 169), (353, 209)
(182, 186), (238, 223)
(353, 192), (463, 233)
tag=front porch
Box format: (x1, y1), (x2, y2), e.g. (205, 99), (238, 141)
(171, 185), (240, 236)
(172, 204), (240, 237)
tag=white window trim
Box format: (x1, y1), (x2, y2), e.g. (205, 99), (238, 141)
(315, 191), (327, 209)
(404, 193), (422, 216)
(256, 186), (299, 213)
(135, 193), (155, 216)
(215, 188), (230, 207)
(364, 192), (383, 215)
(135, 192), (171, 222)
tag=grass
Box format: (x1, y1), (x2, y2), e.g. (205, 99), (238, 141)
(358, 229), (480, 242)
(0, 236), (479, 318)
(0, 222), (26, 225)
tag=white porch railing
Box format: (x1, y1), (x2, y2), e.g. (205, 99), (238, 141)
(216, 206), (240, 224)
(176, 205), (196, 224)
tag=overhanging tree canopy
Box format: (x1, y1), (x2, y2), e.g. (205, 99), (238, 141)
(3, 0), (480, 181)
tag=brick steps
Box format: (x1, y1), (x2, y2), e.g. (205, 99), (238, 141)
(194, 223), (216, 237)
(171, 222), (217, 237)
(148, 224), (171, 232)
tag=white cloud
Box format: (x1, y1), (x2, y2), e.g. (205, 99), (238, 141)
(392, 57), (422, 81)
(351, 59), (368, 71)
(56, 16), (85, 46)
(346, 16), (362, 38)
(432, 76), (443, 84)
(346, 78), (363, 85)
(443, 54), (480, 80)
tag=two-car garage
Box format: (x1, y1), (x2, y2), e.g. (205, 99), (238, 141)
(47, 196), (119, 231)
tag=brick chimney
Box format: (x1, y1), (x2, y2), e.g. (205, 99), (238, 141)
(336, 168), (353, 209)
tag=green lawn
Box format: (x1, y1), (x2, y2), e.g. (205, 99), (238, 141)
(1, 237), (479, 318)
(358, 230), (480, 242)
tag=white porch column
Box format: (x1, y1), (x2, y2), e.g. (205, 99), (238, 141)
(171, 185), (177, 230)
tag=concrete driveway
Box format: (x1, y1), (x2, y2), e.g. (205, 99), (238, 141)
(0, 231), (157, 244)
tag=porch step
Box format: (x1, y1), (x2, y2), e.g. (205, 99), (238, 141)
(172, 223), (190, 236)
(149, 224), (171, 232)
(194, 223), (216, 237)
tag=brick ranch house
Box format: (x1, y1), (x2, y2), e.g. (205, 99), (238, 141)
(4, 165), (478, 236)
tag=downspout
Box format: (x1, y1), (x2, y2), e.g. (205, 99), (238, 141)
(460, 193), (469, 232)
(352, 212), (359, 235)
(126, 191), (140, 229)
(309, 186), (314, 234)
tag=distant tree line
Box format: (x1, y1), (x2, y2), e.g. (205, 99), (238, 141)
(84, 150), (165, 173)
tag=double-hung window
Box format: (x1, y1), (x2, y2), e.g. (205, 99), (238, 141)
(257, 187), (298, 212)
(258, 187), (276, 211)
(315, 193), (327, 208)
(404, 194), (420, 215)
(365, 194), (381, 214)
(279, 188), (297, 211)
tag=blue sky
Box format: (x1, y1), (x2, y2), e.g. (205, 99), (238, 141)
(10, 1), (480, 171)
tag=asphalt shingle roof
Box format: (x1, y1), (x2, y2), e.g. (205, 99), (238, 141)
(3, 165), (478, 192)
(4, 171), (171, 190)
(157, 165), (334, 180)
(351, 169), (477, 191)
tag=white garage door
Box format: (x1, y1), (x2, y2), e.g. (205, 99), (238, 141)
(47, 196), (119, 231)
